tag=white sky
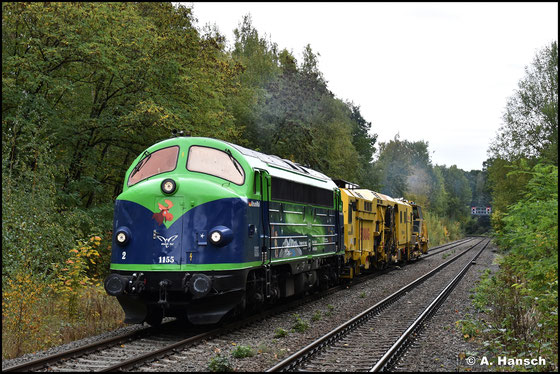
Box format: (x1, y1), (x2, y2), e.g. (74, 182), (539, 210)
(183, 2), (558, 171)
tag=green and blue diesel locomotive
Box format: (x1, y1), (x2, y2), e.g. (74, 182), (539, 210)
(104, 137), (344, 326)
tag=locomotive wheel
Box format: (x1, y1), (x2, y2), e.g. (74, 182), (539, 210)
(145, 307), (163, 327)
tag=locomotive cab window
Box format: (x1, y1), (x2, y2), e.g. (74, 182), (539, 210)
(413, 206), (423, 219)
(127, 146), (179, 187)
(187, 146), (245, 185)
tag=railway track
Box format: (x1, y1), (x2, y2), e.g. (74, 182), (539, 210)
(3, 256), (395, 372)
(421, 237), (476, 259)
(4, 238), (475, 372)
(266, 237), (490, 372)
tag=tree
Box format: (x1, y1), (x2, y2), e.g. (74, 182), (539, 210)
(489, 41), (558, 165)
(231, 14), (280, 147)
(2, 2), (244, 211)
(374, 135), (435, 198)
(439, 165), (472, 221)
(2, 2), (249, 278)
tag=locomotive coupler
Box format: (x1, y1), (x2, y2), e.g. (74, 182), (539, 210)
(158, 279), (171, 309)
(128, 272), (146, 294)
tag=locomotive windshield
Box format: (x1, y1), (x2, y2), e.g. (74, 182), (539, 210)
(187, 145), (245, 185)
(127, 146), (179, 187)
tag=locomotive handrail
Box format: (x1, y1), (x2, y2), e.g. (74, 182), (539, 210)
(271, 235), (308, 240)
(313, 241), (336, 246)
(270, 244), (308, 250)
(269, 209), (304, 215)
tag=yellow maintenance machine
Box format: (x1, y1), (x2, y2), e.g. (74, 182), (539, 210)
(334, 180), (428, 279)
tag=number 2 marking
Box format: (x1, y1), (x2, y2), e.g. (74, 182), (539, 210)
(122, 251), (126, 260)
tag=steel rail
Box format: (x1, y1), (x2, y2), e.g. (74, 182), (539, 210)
(421, 237), (475, 259)
(265, 237), (486, 372)
(3, 325), (154, 372)
(98, 264), (397, 372)
(6, 259), (390, 372)
(370, 237), (491, 372)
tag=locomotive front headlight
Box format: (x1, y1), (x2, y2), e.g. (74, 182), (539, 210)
(115, 226), (131, 246)
(116, 232), (127, 244)
(161, 178), (176, 194)
(208, 226), (233, 247)
(210, 231), (222, 244)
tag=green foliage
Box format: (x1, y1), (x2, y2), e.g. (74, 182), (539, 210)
(2, 2), (245, 215)
(486, 157), (536, 215)
(464, 215), (491, 235)
(480, 42), (558, 371)
(1, 145), (95, 283)
(489, 41), (558, 165)
(438, 165), (472, 222)
(231, 344), (254, 359)
(274, 327), (288, 338)
(2, 266), (124, 359)
(474, 164), (558, 370)
(494, 163), (558, 255)
(291, 313), (310, 333)
(423, 210), (463, 247)
(208, 354), (233, 372)
(311, 310), (322, 322)
(456, 314), (480, 340)
(465, 169), (492, 207)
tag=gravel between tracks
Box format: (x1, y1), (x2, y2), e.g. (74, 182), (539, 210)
(394, 239), (499, 372)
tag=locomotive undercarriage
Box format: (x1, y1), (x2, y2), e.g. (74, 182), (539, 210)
(246, 256), (343, 307)
(106, 255), (343, 326)
(107, 269), (248, 326)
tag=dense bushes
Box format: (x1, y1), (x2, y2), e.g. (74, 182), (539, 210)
(2, 237), (124, 359)
(474, 40), (558, 371)
(473, 163), (557, 370)
(423, 210), (464, 247)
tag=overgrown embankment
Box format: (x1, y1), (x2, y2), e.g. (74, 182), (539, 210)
(465, 164), (558, 371)
(465, 39), (558, 372)
(2, 237), (124, 359)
